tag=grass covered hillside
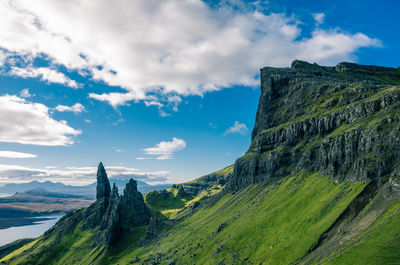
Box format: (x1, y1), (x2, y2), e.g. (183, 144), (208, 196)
(3, 169), (400, 264)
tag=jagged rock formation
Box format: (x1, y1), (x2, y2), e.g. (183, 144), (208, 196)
(96, 162), (111, 200)
(98, 183), (121, 245)
(229, 60), (400, 191)
(47, 163), (150, 248)
(120, 179), (150, 227)
(93, 166), (150, 246)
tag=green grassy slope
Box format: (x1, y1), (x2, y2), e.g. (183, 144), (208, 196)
(98, 171), (368, 265)
(144, 187), (194, 217)
(3, 172), (400, 265)
(0, 239), (35, 260)
(323, 198), (400, 265)
(1, 221), (101, 265)
(144, 166), (232, 218)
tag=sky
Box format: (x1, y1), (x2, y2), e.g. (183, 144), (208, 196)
(0, 0), (398, 186)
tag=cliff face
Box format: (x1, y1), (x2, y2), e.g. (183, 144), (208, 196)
(230, 60), (400, 191)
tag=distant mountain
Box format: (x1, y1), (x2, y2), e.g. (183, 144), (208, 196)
(0, 179), (170, 198)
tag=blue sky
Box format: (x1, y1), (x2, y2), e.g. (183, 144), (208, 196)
(0, 0), (398, 186)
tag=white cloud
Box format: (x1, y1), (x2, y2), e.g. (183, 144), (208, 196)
(9, 67), (79, 88)
(224, 121), (248, 135)
(0, 95), (81, 145)
(143, 137), (186, 160)
(168, 96), (182, 112)
(0, 50), (7, 66)
(0, 0), (380, 107)
(19, 88), (32, 98)
(89, 91), (142, 108)
(0, 164), (171, 185)
(0, 151), (37, 158)
(55, 103), (85, 113)
(313, 13), (325, 25)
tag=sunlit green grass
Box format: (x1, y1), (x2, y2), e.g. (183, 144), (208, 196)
(112, 171), (366, 264)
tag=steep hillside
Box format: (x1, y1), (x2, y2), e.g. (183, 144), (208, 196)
(2, 61), (400, 265)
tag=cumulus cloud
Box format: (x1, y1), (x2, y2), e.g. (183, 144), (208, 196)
(19, 88), (32, 98)
(224, 121), (248, 135)
(0, 95), (81, 145)
(55, 103), (85, 113)
(143, 137), (186, 160)
(9, 66), (79, 88)
(0, 0), (380, 107)
(0, 151), (37, 158)
(0, 164), (171, 185)
(168, 96), (182, 112)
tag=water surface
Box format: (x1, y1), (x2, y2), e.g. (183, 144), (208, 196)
(0, 215), (63, 247)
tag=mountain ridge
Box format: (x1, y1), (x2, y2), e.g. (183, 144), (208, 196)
(0, 178), (170, 198)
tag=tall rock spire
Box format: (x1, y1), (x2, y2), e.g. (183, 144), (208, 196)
(96, 162), (111, 200)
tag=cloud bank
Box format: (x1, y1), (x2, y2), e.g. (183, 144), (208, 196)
(0, 0), (380, 108)
(0, 95), (81, 145)
(0, 164), (171, 186)
(0, 151), (37, 158)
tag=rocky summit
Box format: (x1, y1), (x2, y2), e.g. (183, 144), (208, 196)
(2, 61), (400, 265)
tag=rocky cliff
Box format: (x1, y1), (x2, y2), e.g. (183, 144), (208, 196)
(46, 162), (150, 247)
(229, 60), (400, 191)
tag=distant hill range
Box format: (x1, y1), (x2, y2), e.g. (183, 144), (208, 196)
(0, 179), (170, 230)
(0, 179), (171, 199)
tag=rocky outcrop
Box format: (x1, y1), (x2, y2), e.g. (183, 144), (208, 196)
(96, 162), (111, 200)
(120, 179), (150, 227)
(45, 162), (150, 248)
(100, 184), (121, 245)
(229, 60), (400, 191)
(93, 167), (150, 247)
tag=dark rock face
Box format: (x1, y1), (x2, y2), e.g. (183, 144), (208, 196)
(120, 179), (150, 227)
(96, 162), (111, 200)
(229, 60), (400, 191)
(93, 177), (150, 247)
(101, 184), (121, 245)
(46, 163), (150, 248)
